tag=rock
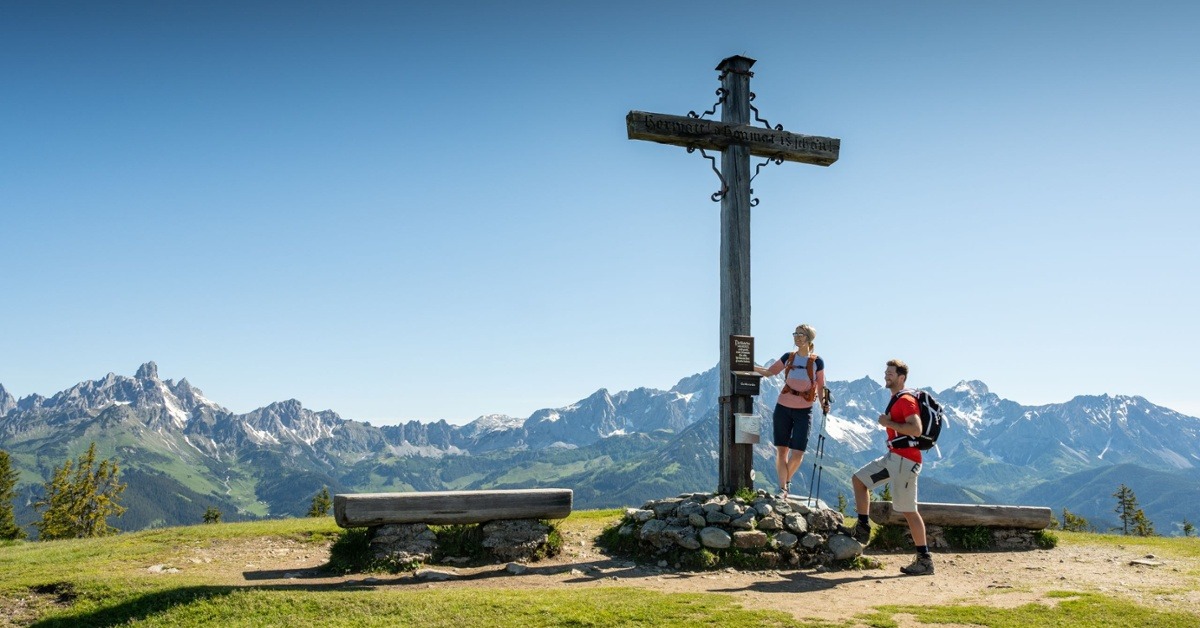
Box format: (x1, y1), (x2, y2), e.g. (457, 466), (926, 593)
(757, 515), (783, 531)
(705, 510), (732, 525)
(370, 523), (438, 564)
(677, 532), (702, 550)
(688, 514), (707, 528)
(652, 499), (682, 518)
(752, 499), (774, 517)
(631, 509), (655, 523)
(415, 569), (457, 581)
(731, 512), (757, 530)
(480, 519), (553, 562)
(662, 525), (692, 545)
(774, 532), (799, 549)
(677, 502), (704, 518)
(700, 527), (732, 549)
(784, 513), (808, 534)
(806, 508), (844, 533)
(826, 534), (863, 560)
(722, 501), (745, 517)
(800, 533), (823, 549)
(505, 563), (528, 575)
(732, 531), (769, 549)
(618, 524), (635, 536)
(638, 518), (667, 539)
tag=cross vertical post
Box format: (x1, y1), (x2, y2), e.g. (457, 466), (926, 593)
(717, 55), (754, 495)
(625, 55), (840, 498)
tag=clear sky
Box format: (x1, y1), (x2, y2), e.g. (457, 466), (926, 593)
(3, 2), (1198, 424)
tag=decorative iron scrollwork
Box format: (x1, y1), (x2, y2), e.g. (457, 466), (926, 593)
(749, 156), (783, 207)
(688, 88), (727, 120)
(748, 93), (783, 131)
(688, 146), (727, 202)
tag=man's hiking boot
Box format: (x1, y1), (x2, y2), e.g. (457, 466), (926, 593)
(900, 553), (934, 576)
(838, 521), (872, 545)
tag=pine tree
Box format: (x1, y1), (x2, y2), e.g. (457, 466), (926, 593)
(877, 483), (892, 502)
(0, 450), (26, 540)
(836, 491), (848, 515)
(34, 443), (126, 540)
(1132, 508), (1155, 537)
(203, 507), (222, 524)
(1061, 507), (1092, 532)
(308, 487), (332, 517)
(1113, 484), (1139, 535)
(1183, 518), (1195, 538)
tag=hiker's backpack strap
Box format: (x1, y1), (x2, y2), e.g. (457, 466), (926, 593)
(886, 389), (922, 448)
(884, 389), (917, 415)
(801, 355), (816, 402)
(781, 351), (798, 396)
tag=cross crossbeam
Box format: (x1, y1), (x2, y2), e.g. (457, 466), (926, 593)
(626, 111), (839, 166)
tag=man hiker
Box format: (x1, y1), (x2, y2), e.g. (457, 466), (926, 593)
(843, 359), (934, 576)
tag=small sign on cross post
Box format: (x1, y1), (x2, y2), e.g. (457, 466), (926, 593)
(626, 55), (840, 496)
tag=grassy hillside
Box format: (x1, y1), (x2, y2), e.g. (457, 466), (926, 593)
(2, 512), (1199, 627)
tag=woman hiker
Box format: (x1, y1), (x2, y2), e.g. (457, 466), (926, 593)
(754, 324), (826, 499)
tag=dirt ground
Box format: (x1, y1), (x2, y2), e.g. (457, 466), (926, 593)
(210, 519), (1200, 626)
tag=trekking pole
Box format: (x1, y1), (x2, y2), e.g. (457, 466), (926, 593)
(808, 399), (830, 509)
(808, 433), (824, 508)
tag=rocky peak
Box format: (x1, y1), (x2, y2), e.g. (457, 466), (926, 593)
(950, 380), (990, 396)
(135, 362), (159, 381)
(0, 383), (15, 417)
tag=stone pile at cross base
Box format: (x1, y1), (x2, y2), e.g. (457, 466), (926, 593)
(617, 490), (864, 568)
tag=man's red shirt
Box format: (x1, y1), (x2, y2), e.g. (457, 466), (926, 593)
(887, 393), (922, 464)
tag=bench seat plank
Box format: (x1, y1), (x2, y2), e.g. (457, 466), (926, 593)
(870, 501), (1053, 530)
(334, 489), (573, 527)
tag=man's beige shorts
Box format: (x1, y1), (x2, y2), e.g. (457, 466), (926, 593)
(854, 452), (922, 513)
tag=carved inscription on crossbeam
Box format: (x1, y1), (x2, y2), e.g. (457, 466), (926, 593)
(626, 111), (840, 166)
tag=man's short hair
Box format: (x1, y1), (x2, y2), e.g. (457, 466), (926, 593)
(886, 359), (909, 379)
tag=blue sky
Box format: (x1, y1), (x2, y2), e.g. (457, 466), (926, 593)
(3, 2), (1198, 424)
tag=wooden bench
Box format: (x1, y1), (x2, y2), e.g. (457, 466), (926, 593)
(870, 501), (1053, 530)
(333, 488), (573, 527)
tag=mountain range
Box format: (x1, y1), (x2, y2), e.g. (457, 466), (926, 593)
(1, 361), (1197, 536)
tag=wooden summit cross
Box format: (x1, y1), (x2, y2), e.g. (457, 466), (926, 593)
(627, 55), (840, 495)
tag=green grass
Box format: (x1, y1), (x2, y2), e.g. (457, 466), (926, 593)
(1057, 530), (1200, 559)
(0, 517), (342, 593)
(3, 512), (1199, 627)
(31, 587), (829, 628)
(866, 590), (1198, 628)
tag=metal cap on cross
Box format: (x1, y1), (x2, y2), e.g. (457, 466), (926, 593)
(626, 55), (841, 495)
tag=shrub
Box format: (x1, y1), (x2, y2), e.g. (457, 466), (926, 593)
(868, 524), (910, 551)
(1034, 529), (1058, 549)
(944, 526), (993, 551)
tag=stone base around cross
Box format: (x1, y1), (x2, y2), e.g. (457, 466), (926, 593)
(609, 490), (866, 570)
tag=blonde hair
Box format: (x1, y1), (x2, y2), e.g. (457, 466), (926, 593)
(794, 324), (816, 352)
